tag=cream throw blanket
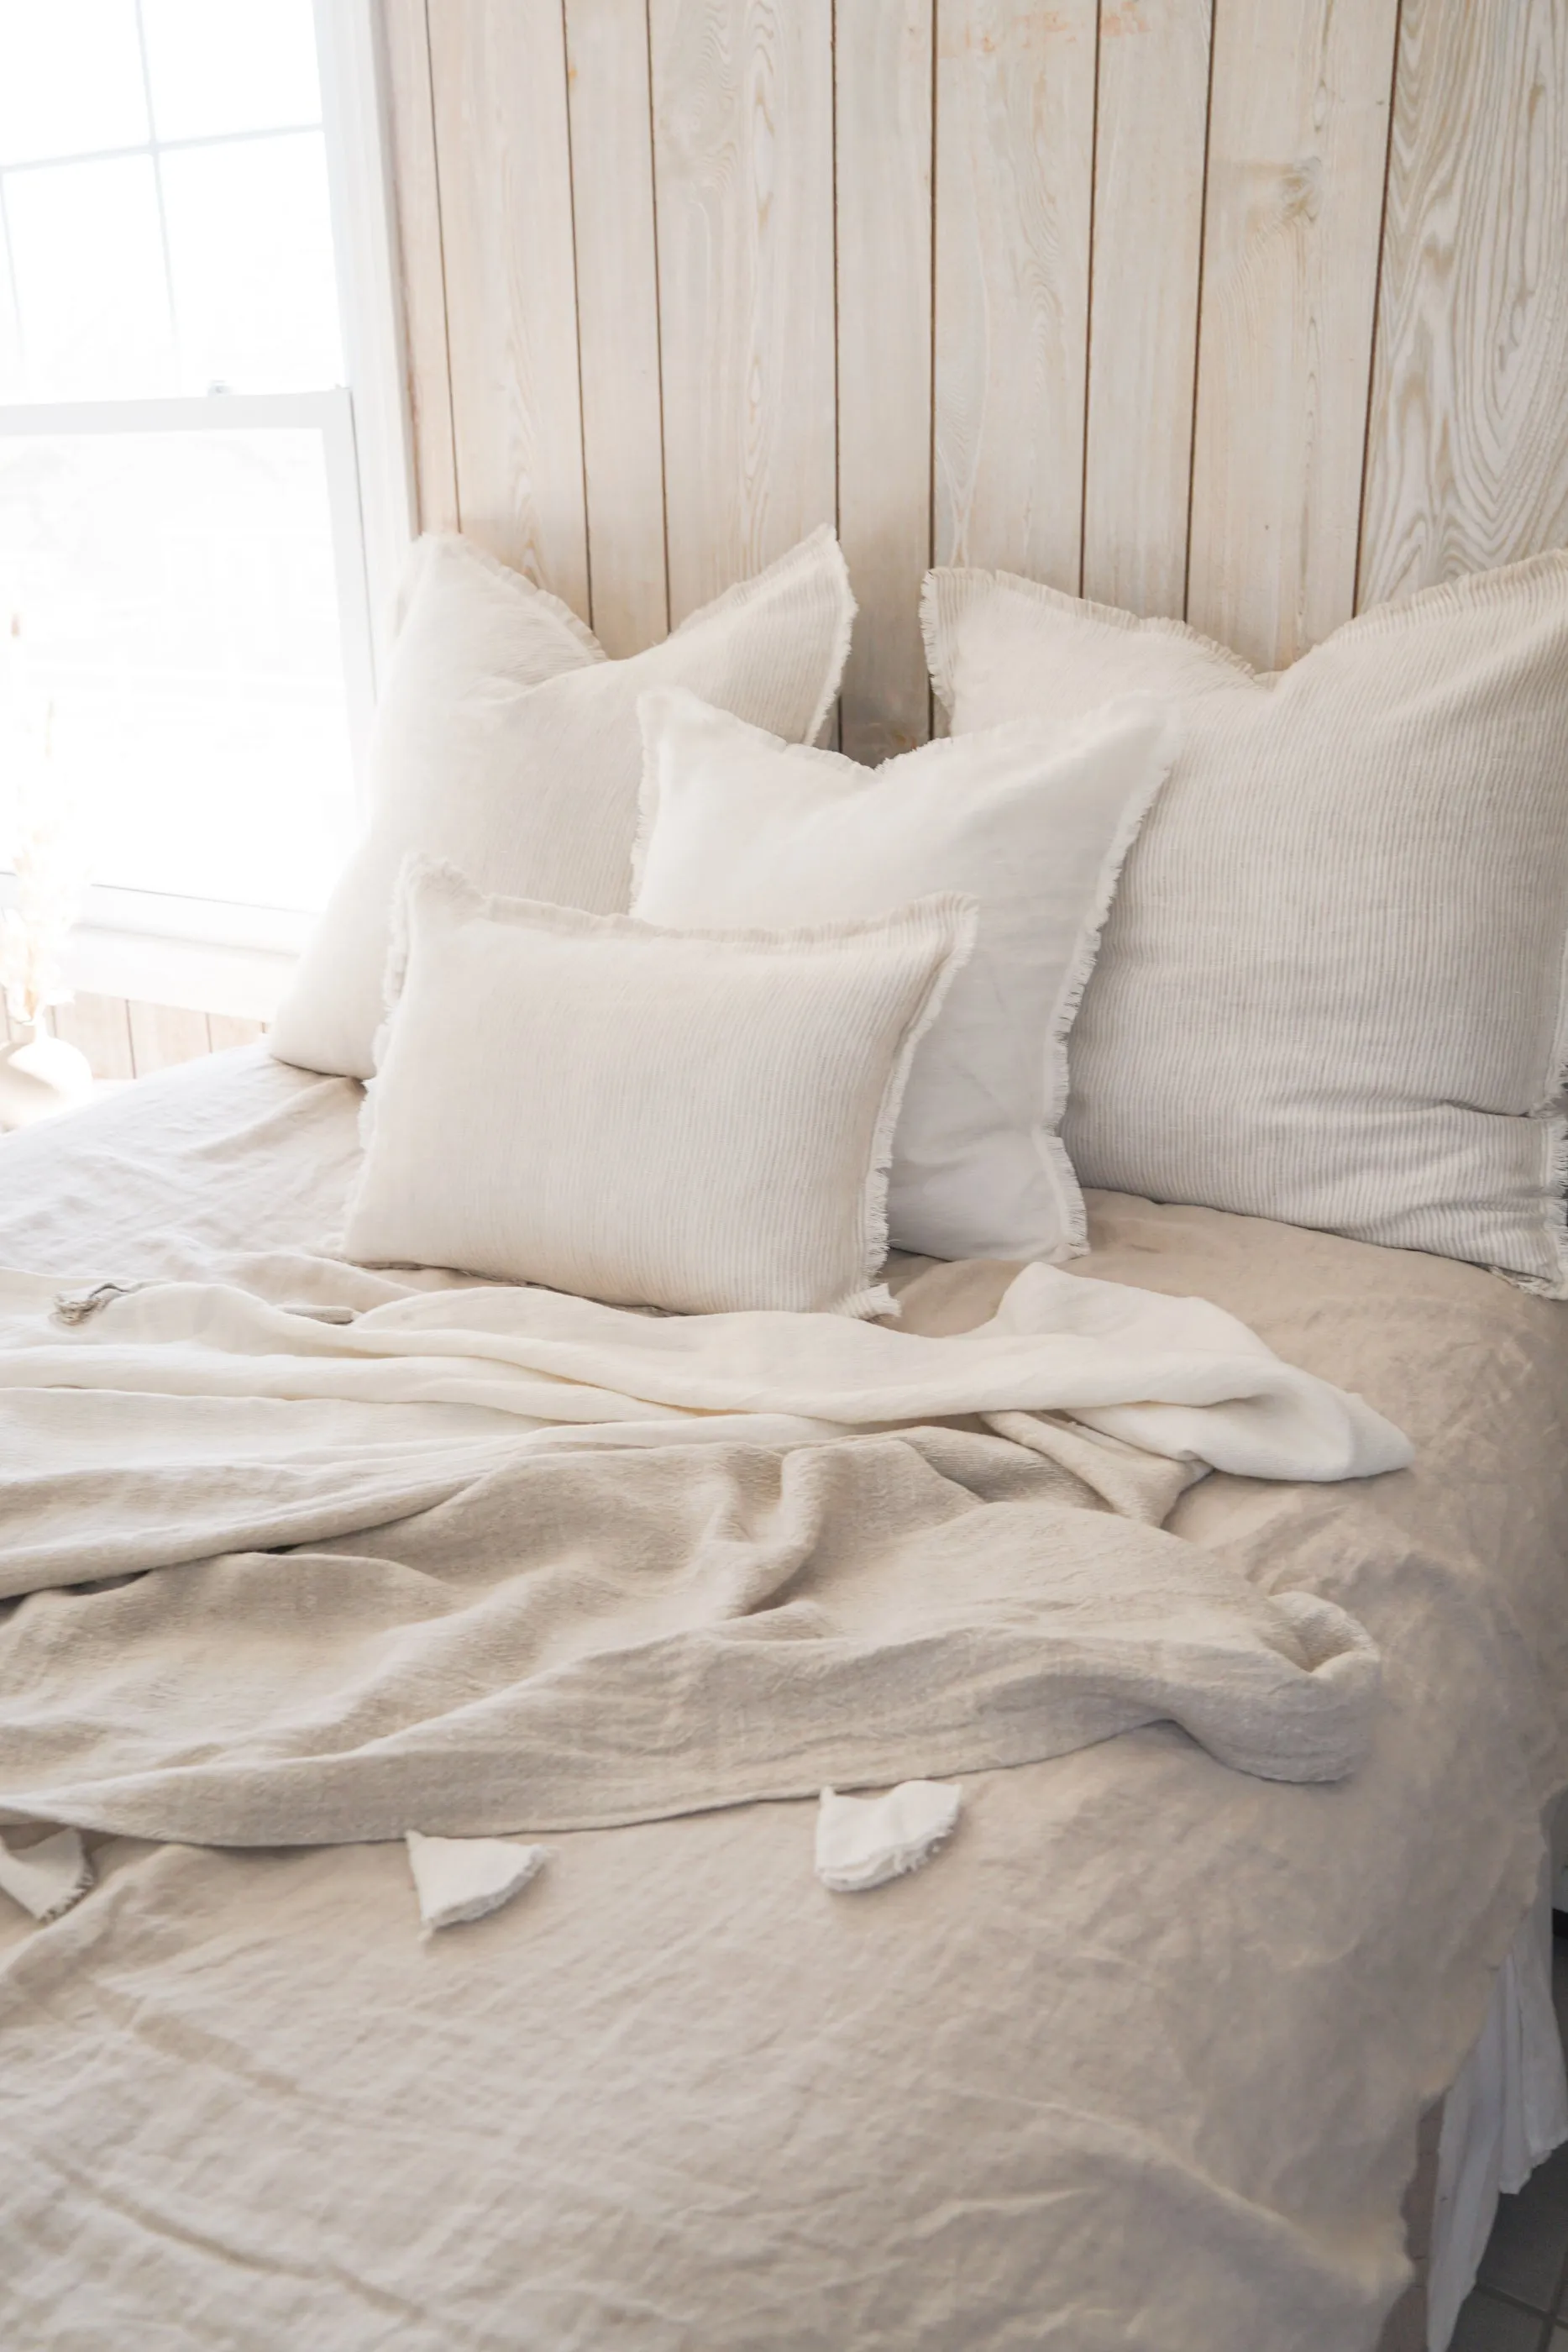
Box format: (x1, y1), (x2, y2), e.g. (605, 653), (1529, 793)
(0, 1257), (1408, 1845)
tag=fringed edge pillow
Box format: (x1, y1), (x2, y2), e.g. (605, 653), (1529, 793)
(924, 554), (1568, 1297)
(344, 859), (978, 1317)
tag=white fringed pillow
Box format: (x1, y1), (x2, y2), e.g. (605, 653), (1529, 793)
(343, 862), (977, 1316)
(924, 554), (1568, 1295)
(632, 687), (1179, 1263)
(269, 528), (854, 1081)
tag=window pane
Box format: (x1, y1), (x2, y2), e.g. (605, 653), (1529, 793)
(0, 243), (22, 404)
(161, 134), (341, 394)
(4, 156), (175, 400)
(0, 428), (358, 911)
(0, 0), (149, 165)
(141, 0), (323, 143)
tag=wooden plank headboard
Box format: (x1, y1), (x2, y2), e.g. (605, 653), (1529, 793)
(378, 0), (1568, 755)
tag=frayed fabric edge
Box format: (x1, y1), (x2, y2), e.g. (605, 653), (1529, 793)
(0, 1828), (95, 1925)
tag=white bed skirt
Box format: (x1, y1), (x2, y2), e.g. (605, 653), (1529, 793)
(1428, 1862), (1568, 2349)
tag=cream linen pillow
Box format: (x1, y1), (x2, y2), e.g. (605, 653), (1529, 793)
(924, 554), (1568, 1294)
(632, 686), (1179, 1263)
(269, 528), (854, 1081)
(343, 862), (977, 1316)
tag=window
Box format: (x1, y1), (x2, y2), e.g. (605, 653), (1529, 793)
(0, 0), (407, 1005)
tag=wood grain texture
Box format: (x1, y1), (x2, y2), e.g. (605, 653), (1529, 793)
(206, 1014), (267, 1053)
(1359, 0), (1568, 609)
(380, 0), (459, 532)
(1083, 0), (1212, 617)
(428, 0), (590, 607)
(564, 0), (671, 656)
(50, 993), (135, 1079)
(384, 0), (1568, 706)
(835, 0), (934, 761)
(127, 1003), (212, 1076)
(932, 0), (1098, 585)
(1186, 0), (1400, 666)
(649, 0), (836, 623)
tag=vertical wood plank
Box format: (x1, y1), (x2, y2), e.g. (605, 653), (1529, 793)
(1186, 0), (1400, 668)
(428, 0), (590, 609)
(564, 0), (671, 657)
(51, 993), (135, 1079)
(1359, 0), (1568, 610)
(207, 1014), (267, 1053)
(1082, 0), (1212, 618)
(932, 0), (1099, 585)
(835, 0), (934, 762)
(380, 0), (459, 533)
(649, 0), (836, 624)
(127, 1003), (212, 1077)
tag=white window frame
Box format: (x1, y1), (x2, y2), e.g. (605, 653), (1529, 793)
(0, 0), (412, 1021)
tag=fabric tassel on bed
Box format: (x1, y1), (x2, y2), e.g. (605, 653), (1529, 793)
(406, 1831), (548, 1932)
(0, 1829), (95, 1924)
(815, 1782), (962, 1892)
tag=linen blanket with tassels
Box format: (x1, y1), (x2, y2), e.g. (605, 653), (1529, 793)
(0, 1255), (1407, 1849)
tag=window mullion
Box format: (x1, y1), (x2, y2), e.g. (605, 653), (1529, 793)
(0, 126), (325, 181)
(0, 174), (25, 394)
(130, 0), (182, 391)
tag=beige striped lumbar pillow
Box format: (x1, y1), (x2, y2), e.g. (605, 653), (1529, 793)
(269, 527), (854, 1084)
(343, 861), (977, 1317)
(923, 553), (1568, 1294)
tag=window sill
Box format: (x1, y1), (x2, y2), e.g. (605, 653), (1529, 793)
(61, 922), (296, 1022)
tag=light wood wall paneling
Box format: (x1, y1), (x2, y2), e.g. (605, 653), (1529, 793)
(1359, 0), (1568, 610)
(1082, 0), (1213, 618)
(380, 0), (459, 533)
(206, 1014), (267, 1053)
(649, 0), (837, 625)
(427, 0), (590, 608)
(50, 993), (135, 1080)
(127, 1003), (212, 1077)
(932, 0), (1099, 585)
(835, 0), (934, 762)
(564, 0), (671, 657)
(1185, 0), (1401, 668)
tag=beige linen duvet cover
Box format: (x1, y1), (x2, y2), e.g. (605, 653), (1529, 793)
(1, 1050), (1565, 2352)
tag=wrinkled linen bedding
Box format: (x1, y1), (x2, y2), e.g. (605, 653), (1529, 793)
(1, 1050), (1566, 2351)
(0, 1239), (1401, 1843)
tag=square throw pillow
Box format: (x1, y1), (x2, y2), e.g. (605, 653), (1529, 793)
(269, 528), (854, 1081)
(632, 686), (1178, 1263)
(924, 554), (1568, 1294)
(343, 861), (977, 1316)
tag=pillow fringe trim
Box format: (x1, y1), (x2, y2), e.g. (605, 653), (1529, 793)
(352, 857), (979, 1320)
(1037, 708), (1185, 1262)
(850, 898), (982, 1316)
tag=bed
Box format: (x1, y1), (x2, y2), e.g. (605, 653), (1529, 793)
(2, 1046), (1565, 2352)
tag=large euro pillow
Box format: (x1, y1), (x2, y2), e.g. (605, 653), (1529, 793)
(923, 554), (1568, 1295)
(632, 687), (1179, 1263)
(269, 528), (853, 1079)
(343, 860), (976, 1317)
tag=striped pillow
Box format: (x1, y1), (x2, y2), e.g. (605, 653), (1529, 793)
(924, 554), (1568, 1294)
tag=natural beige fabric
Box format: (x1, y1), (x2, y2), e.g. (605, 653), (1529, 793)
(632, 685), (1180, 1263)
(924, 554), (1568, 1293)
(0, 1219), (1410, 1842)
(2, 1058), (1566, 2350)
(269, 528), (854, 1080)
(343, 864), (976, 1314)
